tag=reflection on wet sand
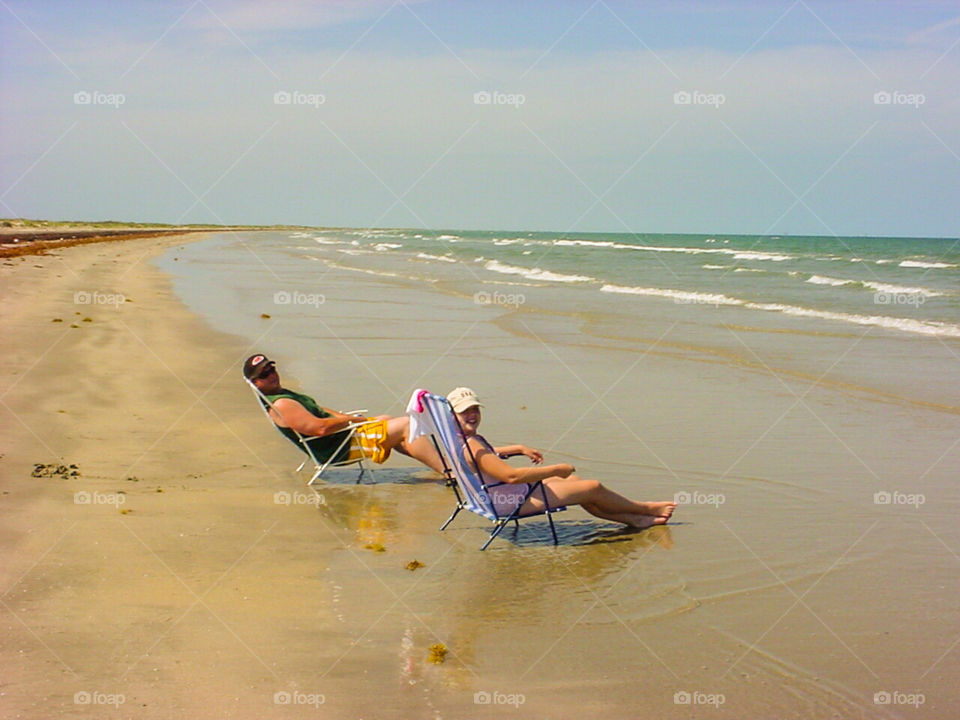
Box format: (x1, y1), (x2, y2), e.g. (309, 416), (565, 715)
(312, 478), (688, 693)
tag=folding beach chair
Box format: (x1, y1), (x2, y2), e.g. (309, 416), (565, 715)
(407, 390), (566, 550)
(245, 377), (373, 484)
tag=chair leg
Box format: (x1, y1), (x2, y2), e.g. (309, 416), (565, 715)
(439, 505), (462, 531)
(481, 521), (509, 551)
(546, 508), (559, 545)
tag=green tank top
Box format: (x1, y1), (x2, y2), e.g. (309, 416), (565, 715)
(265, 390), (351, 464)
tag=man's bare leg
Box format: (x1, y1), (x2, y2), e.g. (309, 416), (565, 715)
(383, 416), (444, 473)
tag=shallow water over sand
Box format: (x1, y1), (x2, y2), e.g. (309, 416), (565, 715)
(156, 231), (960, 718)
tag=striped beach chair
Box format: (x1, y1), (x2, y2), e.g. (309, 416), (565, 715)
(407, 390), (566, 550)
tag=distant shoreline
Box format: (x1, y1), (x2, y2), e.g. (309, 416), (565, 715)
(0, 222), (317, 258)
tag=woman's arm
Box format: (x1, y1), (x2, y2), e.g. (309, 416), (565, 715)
(493, 444), (543, 464)
(469, 438), (572, 484)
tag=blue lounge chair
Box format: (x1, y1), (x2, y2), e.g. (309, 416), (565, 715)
(407, 390), (566, 549)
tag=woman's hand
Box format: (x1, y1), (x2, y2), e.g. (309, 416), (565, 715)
(521, 446), (544, 464)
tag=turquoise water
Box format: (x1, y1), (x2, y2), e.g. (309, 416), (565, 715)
(222, 229), (960, 338)
(151, 228), (960, 717)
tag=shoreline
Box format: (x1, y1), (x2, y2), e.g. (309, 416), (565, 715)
(0, 224), (318, 259)
(3, 230), (958, 718)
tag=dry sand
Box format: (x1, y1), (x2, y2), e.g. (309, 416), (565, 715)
(0, 234), (346, 718)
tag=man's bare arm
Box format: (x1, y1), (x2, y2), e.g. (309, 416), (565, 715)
(270, 398), (355, 437)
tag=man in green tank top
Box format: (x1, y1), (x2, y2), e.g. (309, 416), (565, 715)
(244, 354), (443, 471)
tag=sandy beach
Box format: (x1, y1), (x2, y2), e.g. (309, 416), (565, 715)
(1, 233), (336, 718)
(2, 231), (959, 719)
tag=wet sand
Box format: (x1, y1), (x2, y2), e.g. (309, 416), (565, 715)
(2, 232), (959, 718)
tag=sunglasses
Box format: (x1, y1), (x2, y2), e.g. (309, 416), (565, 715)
(253, 363), (276, 380)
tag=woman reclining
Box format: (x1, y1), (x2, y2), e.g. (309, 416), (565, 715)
(446, 387), (676, 529)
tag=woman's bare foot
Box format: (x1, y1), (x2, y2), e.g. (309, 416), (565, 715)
(639, 501), (676, 519)
(625, 514), (669, 529)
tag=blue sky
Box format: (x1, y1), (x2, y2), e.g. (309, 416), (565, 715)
(1, 0), (958, 236)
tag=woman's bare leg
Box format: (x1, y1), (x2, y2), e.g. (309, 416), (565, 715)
(545, 477), (676, 519)
(519, 477), (675, 525)
(580, 502), (667, 528)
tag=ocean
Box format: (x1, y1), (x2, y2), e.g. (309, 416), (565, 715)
(162, 228), (960, 338)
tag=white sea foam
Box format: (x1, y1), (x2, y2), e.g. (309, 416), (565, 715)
(415, 252), (457, 263)
(313, 236), (344, 245)
(485, 260), (594, 283)
(326, 261), (443, 284)
(553, 238), (796, 262)
(600, 284), (742, 306)
(861, 281), (943, 298)
(732, 251), (792, 262)
(599, 284), (960, 337)
(702, 264), (727, 270)
(744, 302), (960, 337)
(900, 260), (955, 269)
(373, 243), (402, 251)
(555, 239), (618, 249)
(436, 234), (460, 241)
(327, 262), (401, 278)
(734, 267), (767, 273)
(807, 275), (853, 287)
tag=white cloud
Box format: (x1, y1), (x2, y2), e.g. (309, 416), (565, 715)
(906, 14), (960, 44)
(189, 0), (430, 34)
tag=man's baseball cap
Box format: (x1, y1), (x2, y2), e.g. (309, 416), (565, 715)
(243, 354), (275, 380)
(447, 387), (483, 413)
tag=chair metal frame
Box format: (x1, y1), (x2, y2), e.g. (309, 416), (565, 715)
(413, 392), (566, 550)
(245, 377), (372, 484)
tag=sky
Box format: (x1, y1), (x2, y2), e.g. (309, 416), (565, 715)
(1, 0), (958, 237)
